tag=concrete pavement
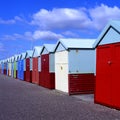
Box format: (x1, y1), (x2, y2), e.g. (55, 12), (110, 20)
(0, 74), (120, 120)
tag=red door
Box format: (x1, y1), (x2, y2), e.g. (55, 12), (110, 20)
(41, 54), (49, 88)
(95, 44), (112, 105)
(32, 58), (39, 84)
(95, 42), (120, 109)
(112, 43), (120, 108)
(25, 58), (30, 82)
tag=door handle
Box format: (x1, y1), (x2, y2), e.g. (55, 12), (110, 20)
(108, 61), (112, 65)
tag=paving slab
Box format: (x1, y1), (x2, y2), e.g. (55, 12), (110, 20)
(72, 94), (94, 102)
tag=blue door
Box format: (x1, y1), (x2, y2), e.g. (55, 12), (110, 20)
(20, 60), (24, 80)
(17, 60), (21, 79)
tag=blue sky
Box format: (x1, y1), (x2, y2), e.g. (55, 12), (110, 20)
(0, 0), (120, 60)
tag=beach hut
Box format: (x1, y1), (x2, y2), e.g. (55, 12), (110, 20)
(2, 60), (5, 74)
(11, 56), (15, 78)
(8, 58), (10, 76)
(4, 59), (7, 75)
(17, 54), (21, 79)
(13, 55), (18, 78)
(93, 20), (120, 109)
(54, 38), (96, 95)
(16, 55), (21, 79)
(0, 60), (3, 74)
(3, 59), (7, 75)
(32, 46), (42, 84)
(25, 50), (33, 82)
(40, 44), (55, 89)
(1, 60), (4, 74)
(19, 53), (26, 80)
(8, 58), (12, 76)
(6, 58), (9, 76)
(6, 59), (8, 75)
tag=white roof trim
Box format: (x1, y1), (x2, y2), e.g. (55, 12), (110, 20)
(93, 20), (120, 48)
(41, 44), (55, 54)
(32, 46), (43, 57)
(54, 38), (96, 52)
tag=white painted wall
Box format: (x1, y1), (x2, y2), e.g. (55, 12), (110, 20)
(55, 50), (68, 64)
(30, 58), (32, 71)
(24, 59), (26, 71)
(55, 51), (68, 93)
(68, 49), (95, 73)
(49, 53), (55, 72)
(38, 56), (41, 72)
(9, 63), (11, 76)
(94, 49), (96, 75)
(100, 28), (120, 45)
(56, 43), (66, 52)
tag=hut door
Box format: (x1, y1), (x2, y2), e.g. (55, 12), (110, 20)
(41, 54), (49, 87)
(35, 58), (39, 84)
(33, 58), (39, 84)
(21, 60), (24, 80)
(26, 58), (30, 82)
(96, 43), (120, 108)
(56, 63), (68, 93)
(43, 54), (49, 72)
(96, 44), (112, 105)
(112, 43), (120, 107)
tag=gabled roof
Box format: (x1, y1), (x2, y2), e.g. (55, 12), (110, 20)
(6, 58), (10, 62)
(12, 55), (19, 61)
(54, 38), (96, 52)
(0, 60), (3, 64)
(17, 54), (21, 61)
(11, 56), (14, 62)
(3, 59), (7, 63)
(41, 44), (55, 54)
(32, 46), (42, 57)
(25, 50), (33, 58)
(93, 20), (120, 48)
(20, 52), (26, 60)
(1, 60), (4, 63)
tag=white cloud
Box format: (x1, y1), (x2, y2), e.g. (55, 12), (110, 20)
(0, 16), (26, 25)
(14, 16), (24, 22)
(24, 32), (33, 40)
(31, 8), (91, 30)
(89, 4), (120, 30)
(0, 18), (15, 24)
(1, 31), (63, 41)
(31, 4), (120, 31)
(1, 4), (120, 43)
(1, 34), (23, 40)
(62, 31), (80, 37)
(33, 30), (63, 40)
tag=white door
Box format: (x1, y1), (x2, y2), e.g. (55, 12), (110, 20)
(55, 51), (68, 93)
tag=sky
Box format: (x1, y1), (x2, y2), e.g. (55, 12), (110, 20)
(0, 0), (120, 60)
